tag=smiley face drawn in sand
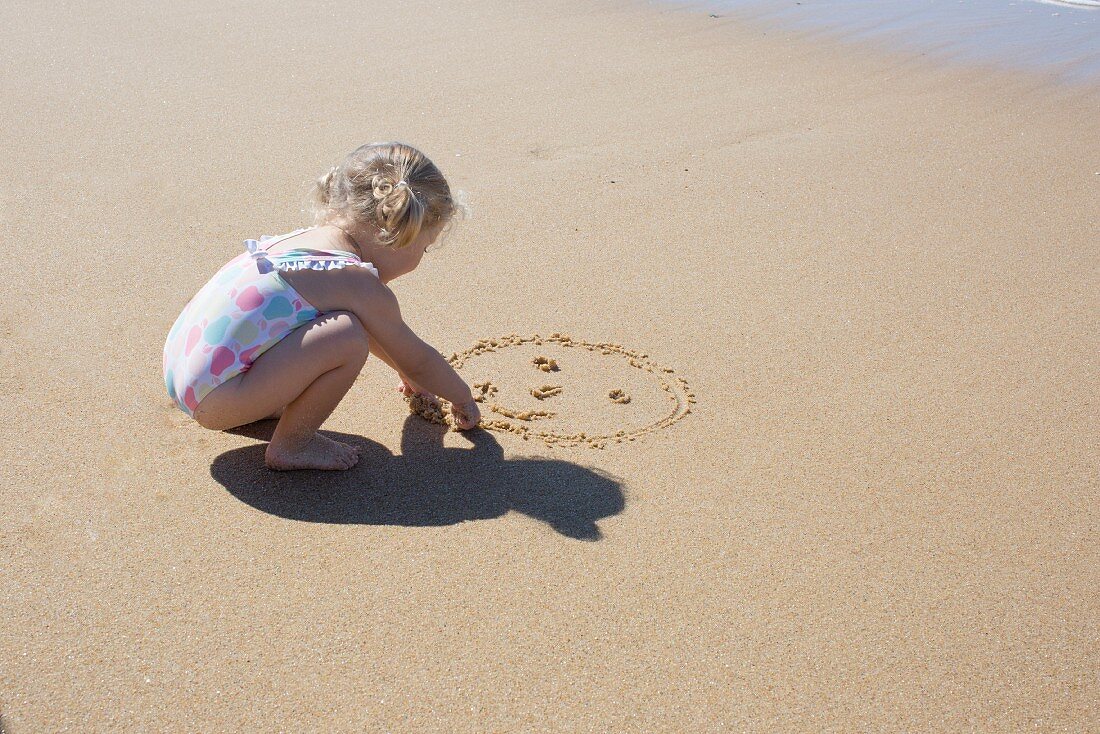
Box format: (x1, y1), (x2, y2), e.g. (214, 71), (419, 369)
(406, 333), (694, 449)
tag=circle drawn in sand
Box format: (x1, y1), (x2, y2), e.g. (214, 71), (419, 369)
(406, 333), (694, 449)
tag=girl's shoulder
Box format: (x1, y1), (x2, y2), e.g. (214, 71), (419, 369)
(276, 255), (387, 315)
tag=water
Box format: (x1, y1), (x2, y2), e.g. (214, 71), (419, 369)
(692, 0), (1100, 83)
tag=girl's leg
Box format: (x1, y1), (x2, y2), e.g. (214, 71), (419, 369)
(259, 406), (285, 421)
(193, 310), (370, 470)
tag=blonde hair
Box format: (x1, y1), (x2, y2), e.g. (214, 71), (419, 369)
(309, 142), (460, 250)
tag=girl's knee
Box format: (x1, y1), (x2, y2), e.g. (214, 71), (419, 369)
(193, 397), (236, 431)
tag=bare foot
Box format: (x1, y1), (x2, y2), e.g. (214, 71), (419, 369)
(265, 432), (360, 471)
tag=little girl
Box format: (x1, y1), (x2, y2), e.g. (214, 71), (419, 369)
(163, 142), (481, 471)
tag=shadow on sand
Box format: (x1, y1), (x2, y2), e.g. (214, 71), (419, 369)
(210, 414), (625, 540)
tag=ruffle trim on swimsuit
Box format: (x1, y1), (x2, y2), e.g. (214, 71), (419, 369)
(276, 258), (379, 278)
(244, 236), (379, 279)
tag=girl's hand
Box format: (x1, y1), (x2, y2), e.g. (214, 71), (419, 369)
(450, 399), (482, 431)
(397, 376), (434, 400)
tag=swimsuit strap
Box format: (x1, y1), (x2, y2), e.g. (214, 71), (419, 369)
(265, 247), (363, 260)
(251, 227), (315, 250)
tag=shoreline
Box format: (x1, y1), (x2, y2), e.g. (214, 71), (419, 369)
(662, 0), (1100, 85)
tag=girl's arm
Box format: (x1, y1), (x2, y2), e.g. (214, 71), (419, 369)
(368, 337), (410, 380)
(350, 280), (474, 408)
(368, 339), (427, 397)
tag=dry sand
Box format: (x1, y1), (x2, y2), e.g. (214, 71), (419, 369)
(1, 0), (1098, 730)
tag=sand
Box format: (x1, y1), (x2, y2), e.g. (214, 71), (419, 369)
(530, 384), (562, 400)
(608, 389), (631, 404)
(1, 0), (1098, 730)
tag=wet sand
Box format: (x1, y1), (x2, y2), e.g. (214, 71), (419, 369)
(1, 0), (1097, 730)
(705, 0), (1100, 82)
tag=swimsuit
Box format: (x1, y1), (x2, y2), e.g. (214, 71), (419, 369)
(162, 227), (379, 417)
